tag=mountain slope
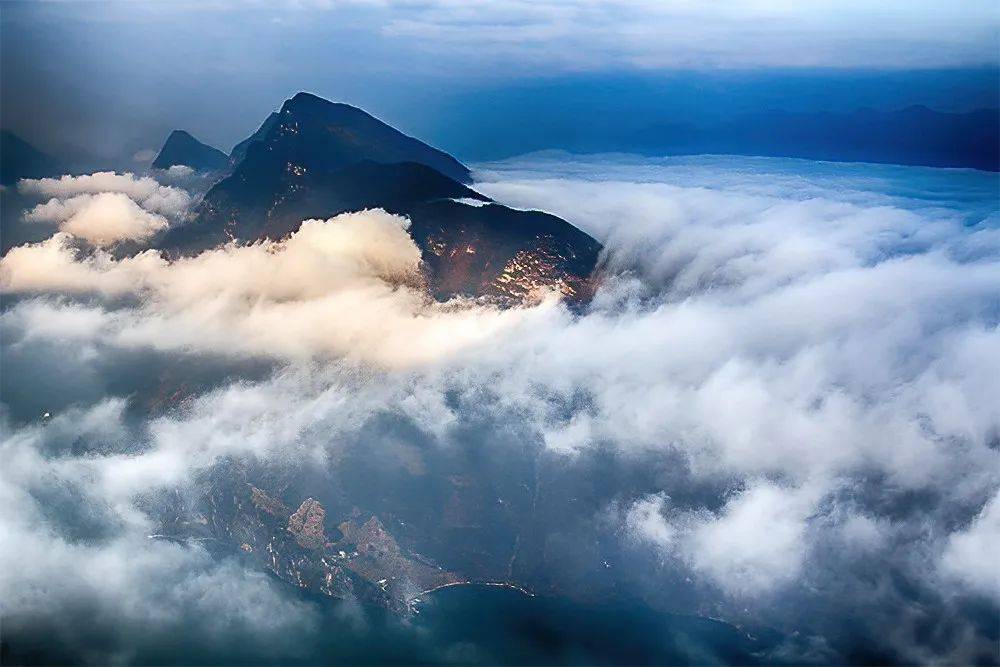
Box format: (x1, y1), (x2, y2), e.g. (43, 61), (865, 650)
(167, 159), (484, 248)
(229, 111), (279, 166)
(152, 130), (229, 171)
(163, 92), (602, 305)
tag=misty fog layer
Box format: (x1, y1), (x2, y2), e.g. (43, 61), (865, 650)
(1, 154), (998, 664)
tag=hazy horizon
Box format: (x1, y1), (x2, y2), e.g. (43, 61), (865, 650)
(2, 1), (998, 165)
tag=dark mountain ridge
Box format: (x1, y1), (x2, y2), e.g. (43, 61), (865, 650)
(631, 105), (999, 171)
(152, 129), (229, 171)
(245, 92), (471, 183)
(163, 92), (602, 305)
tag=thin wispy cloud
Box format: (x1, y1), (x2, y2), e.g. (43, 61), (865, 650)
(377, 0), (1000, 69)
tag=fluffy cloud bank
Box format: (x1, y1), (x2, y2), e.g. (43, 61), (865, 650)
(941, 490), (1000, 598)
(19, 171), (192, 217)
(628, 483), (819, 596)
(471, 157), (999, 658)
(23, 192), (170, 245)
(17, 171), (193, 246)
(1, 209), (535, 366)
(2, 155), (997, 663)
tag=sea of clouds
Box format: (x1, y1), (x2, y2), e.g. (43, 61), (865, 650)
(1, 154), (997, 663)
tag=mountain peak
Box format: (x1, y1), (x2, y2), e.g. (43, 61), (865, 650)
(278, 93), (371, 126)
(152, 129), (228, 171)
(234, 91), (471, 184)
(285, 91), (338, 108)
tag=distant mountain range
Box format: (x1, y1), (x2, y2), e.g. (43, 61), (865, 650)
(162, 92), (602, 305)
(629, 106), (999, 171)
(207, 102), (997, 173)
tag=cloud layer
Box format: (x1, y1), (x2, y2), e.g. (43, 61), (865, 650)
(2, 208), (535, 366)
(23, 192), (170, 245)
(1, 155), (998, 663)
(16, 171), (193, 246)
(19, 171), (192, 218)
(471, 156), (999, 637)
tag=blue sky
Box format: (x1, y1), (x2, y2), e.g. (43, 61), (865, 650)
(2, 1), (998, 161)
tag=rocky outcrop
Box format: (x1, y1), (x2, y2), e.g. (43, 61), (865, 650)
(288, 498), (326, 550)
(195, 474), (461, 612)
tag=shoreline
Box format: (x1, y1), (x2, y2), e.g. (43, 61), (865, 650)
(415, 580), (536, 601)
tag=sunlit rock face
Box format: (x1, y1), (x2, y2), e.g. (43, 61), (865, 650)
(407, 199), (601, 305)
(162, 92), (602, 306)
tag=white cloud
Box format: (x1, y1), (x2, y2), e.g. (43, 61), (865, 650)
(941, 491), (1000, 600)
(626, 483), (819, 596)
(0, 234), (164, 294)
(0, 396), (320, 659)
(1, 209), (538, 366)
(132, 148), (157, 163)
(25, 193), (170, 245)
(473, 155), (999, 475)
(29, 1), (998, 70)
(19, 171), (192, 219)
(684, 483), (817, 596)
(164, 164), (195, 179)
(2, 153), (997, 660)
(625, 493), (676, 548)
(836, 513), (889, 553)
(376, 0), (999, 69)
(153, 164), (216, 190)
(471, 155), (1000, 605)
